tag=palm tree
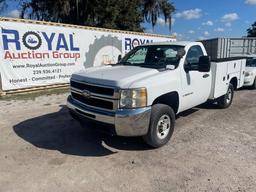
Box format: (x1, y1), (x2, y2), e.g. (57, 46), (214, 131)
(142, 0), (175, 31)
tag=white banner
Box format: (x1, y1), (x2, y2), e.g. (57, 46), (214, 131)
(0, 19), (175, 90)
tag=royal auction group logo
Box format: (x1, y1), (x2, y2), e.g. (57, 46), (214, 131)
(1, 28), (81, 61)
(22, 31), (42, 50)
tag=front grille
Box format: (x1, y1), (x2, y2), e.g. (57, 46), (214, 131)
(71, 92), (114, 110)
(71, 80), (114, 96)
(75, 109), (96, 119)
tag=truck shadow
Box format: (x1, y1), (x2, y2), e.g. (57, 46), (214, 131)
(13, 106), (150, 157)
(237, 87), (254, 91)
(197, 102), (222, 110)
(177, 102), (221, 119)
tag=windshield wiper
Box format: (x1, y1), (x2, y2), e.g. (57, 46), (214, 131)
(115, 62), (167, 69)
(138, 62), (167, 68)
(116, 61), (132, 65)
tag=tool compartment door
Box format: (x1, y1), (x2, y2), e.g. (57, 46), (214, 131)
(210, 61), (229, 99)
(238, 59), (246, 88)
(227, 60), (241, 74)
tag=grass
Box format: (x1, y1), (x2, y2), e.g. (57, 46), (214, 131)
(0, 87), (69, 101)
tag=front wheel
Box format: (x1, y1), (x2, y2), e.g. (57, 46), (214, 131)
(217, 83), (234, 109)
(143, 104), (175, 148)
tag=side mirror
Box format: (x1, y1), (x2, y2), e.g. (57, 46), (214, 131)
(198, 56), (211, 72)
(184, 64), (191, 73)
(118, 55), (122, 62)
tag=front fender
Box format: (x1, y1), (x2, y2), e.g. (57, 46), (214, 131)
(129, 70), (182, 108)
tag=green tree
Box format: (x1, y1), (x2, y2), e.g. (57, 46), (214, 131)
(142, 0), (175, 30)
(19, 0), (144, 31)
(247, 22), (256, 37)
(91, 0), (143, 31)
(2, 0), (175, 32)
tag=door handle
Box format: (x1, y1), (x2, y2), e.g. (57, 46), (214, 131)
(203, 74), (210, 78)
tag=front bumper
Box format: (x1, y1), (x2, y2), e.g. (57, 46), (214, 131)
(244, 76), (255, 86)
(67, 95), (151, 136)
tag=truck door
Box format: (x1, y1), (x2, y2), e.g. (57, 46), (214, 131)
(180, 45), (212, 111)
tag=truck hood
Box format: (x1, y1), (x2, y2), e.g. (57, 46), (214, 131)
(72, 65), (159, 88)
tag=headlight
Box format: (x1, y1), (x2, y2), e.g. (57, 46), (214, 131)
(245, 72), (253, 77)
(119, 88), (147, 109)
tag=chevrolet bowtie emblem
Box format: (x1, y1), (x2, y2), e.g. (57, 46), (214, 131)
(82, 90), (91, 98)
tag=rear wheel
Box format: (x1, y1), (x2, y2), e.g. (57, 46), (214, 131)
(252, 78), (256, 89)
(217, 83), (234, 109)
(143, 104), (175, 148)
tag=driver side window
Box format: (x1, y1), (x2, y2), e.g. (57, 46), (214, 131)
(185, 45), (204, 69)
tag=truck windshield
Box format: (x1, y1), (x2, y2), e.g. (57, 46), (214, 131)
(119, 45), (185, 69)
(246, 58), (256, 67)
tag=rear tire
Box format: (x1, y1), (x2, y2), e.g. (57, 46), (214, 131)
(252, 78), (256, 89)
(143, 104), (175, 148)
(217, 83), (234, 109)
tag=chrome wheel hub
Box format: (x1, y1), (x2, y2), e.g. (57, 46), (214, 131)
(226, 88), (232, 103)
(156, 114), (171, 139)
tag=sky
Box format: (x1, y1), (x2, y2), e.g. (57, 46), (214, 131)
(0, 0), (255, 41)
(143, 0), (256, 40)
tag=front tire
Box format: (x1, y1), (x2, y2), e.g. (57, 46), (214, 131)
(217, 83), (234, 109)
(143, 104), (175, 148)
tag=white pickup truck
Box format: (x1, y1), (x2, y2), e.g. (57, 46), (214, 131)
(67, 41), (245, 148)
